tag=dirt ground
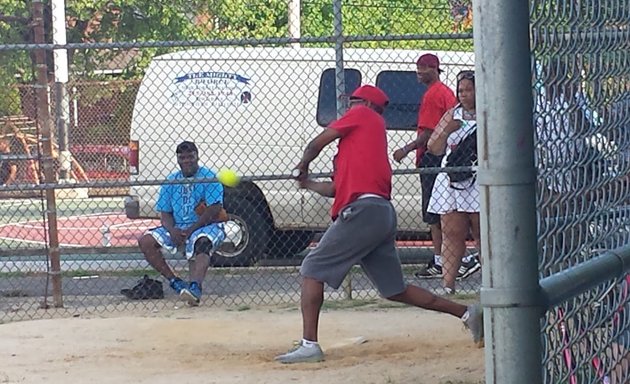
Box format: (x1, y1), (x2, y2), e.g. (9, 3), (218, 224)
(0, 305), (484, 384)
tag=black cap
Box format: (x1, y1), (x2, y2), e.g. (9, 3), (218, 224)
(176, 141), (198, 154)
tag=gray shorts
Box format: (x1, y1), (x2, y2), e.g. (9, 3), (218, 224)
(300, 197), (406, 298)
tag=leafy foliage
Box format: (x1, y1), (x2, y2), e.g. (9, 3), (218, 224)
(0, 0), (471, 83)
(0, 84), (22, 117)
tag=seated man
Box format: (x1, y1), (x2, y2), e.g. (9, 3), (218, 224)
(138, 141), (227, 306)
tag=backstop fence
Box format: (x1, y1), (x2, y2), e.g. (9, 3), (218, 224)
(531, 0), (630, 383)
(0, 0), (478, 317)
(0, 0), (629, 382)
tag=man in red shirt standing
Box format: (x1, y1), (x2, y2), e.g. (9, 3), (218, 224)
(393, 53), (480, 279)
(275, 85), (483, 364)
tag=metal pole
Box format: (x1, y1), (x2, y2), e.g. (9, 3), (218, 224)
(51, 0), (71, 181)
(72, 86), (79, 130)
(332, 0), (351, 299)
(33, 0), (63, 308)
(288, 0), (301, 48)
(540, 244), (630, 309)
(473, 1), (541, 383)
(332, 0), (346, 118)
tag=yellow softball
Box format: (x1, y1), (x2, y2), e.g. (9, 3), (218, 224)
(217, 168), (241, 188)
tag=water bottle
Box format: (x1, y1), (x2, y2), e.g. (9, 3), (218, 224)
(100, 225), (112, 247)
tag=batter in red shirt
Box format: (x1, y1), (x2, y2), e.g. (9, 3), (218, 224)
(327, 104), (392, 218)
(276, 84), (484, 364)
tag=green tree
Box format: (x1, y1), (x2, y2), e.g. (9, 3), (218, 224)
(1, 0), (473, 82)
(301, 0), (472, 51)
(0, 80), (22, 117)
(0, 1), (33, 81)
(0, 1), (32, 115)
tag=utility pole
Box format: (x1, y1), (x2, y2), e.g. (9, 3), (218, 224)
(51, 0), (72, 182)
(288, 0), (301, 47)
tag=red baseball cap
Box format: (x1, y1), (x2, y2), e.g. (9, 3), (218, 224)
(416, 53), (443, 73)
(349, 85), (389, 109)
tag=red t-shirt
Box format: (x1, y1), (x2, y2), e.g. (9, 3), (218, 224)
(328, 105), (392, 220)
(416, 81), (457, 164)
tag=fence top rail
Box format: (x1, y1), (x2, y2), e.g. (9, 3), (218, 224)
(0, 33), (474, 52)
(150, 46), (475, 62)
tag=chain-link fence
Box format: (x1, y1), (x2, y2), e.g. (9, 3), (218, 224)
(0, 0), (480, 324)
(531, 0), (630, 382)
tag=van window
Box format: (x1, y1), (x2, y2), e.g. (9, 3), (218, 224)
(316, 68), (362, 127)
(376, 70), (426, 130)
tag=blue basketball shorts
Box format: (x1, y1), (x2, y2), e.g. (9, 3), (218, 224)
(147, 224), (225, 260)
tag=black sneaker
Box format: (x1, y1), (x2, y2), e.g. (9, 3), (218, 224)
(121, 275), (164, 300)
(457, 254), (481, 280)
(414, 261), (443, 279)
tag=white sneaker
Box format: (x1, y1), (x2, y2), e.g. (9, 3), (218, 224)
(435, 286), (456, 296)
(275, 341), (324, 364)
(462, 304), (484, 347)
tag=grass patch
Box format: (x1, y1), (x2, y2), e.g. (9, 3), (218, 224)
(371, 300), (408, 309)
(450, 292), (480, 301)
(441, 381), (484, 384)
(0, 269), (161, 278)
(0, 266), (300, 279)
(273, 298), (403, 312)
(0, 271), (34, 278)
(68, 269), (160, 278)
(0, 268), (277, 279)
(346, 265), (424, 275)
(268, 295), (478, 313)
(1, 289), (29, 297)
(321, 298), (380, 310)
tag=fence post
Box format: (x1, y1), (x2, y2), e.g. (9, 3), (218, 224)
(332, 0), (352, 300)
(472, 1), (542, 383)
(33, 0), (63, 308)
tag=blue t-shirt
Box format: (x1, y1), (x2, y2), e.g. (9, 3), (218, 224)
(155, 166), (224, 227)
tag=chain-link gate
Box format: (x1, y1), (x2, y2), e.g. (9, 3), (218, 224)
(0, 0), (480, 323)
(531, 0), (630, 382)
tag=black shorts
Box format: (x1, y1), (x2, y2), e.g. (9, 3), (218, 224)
(418, 152), (443, 225)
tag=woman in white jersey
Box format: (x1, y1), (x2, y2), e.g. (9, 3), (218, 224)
(426, 70), (480, 294)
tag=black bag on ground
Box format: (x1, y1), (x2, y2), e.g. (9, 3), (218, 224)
(446, 127), (478, 183)
(121, 275), (164, 300)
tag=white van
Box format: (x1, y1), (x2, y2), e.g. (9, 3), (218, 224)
(124, 47), (474, 266)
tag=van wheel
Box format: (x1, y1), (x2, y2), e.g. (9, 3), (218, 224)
(212, 198), (270, 267)
(266, 230), (316, 259)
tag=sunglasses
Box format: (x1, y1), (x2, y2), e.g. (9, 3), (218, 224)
(457, 70), (475, 81)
